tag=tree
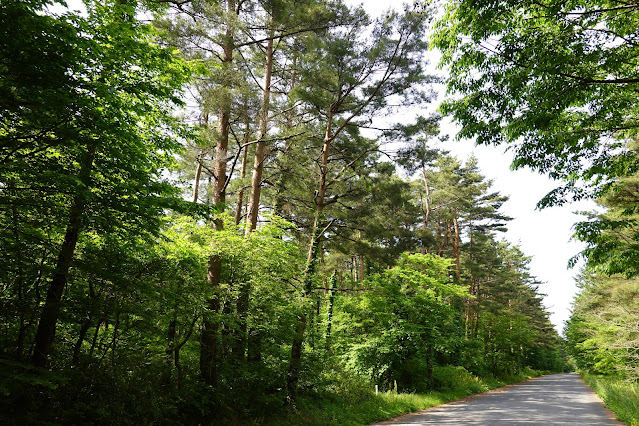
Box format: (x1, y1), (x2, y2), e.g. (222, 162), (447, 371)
(432, 0), (639, 206)
(0, 0), (191, 367)
(284, 4), (437, 396)
(337, 253), (465, 391)
(572, 159), (639, 277)
(566, 270), (639, 380)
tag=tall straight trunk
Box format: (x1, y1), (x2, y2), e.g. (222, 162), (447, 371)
(453, 215), (461, 281)
(32, 145), (95, 367)
(437, 219), (444, 256)
(245, 29), (274, 235)
(193, 152), (203, 203)
(286, 107), (333, 398)
(446, 215), (461, 282)
(166, 311), (177, 365)
(234, 127), (250, 225)
(273, 56), (297, 214)
(201, 255), (222, 386)
(233, 124), (251, 359)
(324, 272), (337, 351)
(358, 230), (365, 285)
(471, 279), (480, 339)
(286, 212), (322, 397)
(421, 168), (431, 254)
(88, 318), (102, 358)
(193, 113), (210, 203)
(200, 0), (234, 386)
(72, 318), (91, 365)
(11, 199), (28, 359)
(421, 168), (431, 229)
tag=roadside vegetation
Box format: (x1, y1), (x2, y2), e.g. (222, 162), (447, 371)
(581, 374), (639, 426)
(270, 367), (544, 425)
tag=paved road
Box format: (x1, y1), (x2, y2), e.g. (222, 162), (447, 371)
(374, 373), (621, 425)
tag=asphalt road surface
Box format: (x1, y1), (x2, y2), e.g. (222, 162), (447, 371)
(373, 373), (621, 425)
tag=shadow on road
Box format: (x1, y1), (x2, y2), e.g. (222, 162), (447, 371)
(373, 373), (621, 425)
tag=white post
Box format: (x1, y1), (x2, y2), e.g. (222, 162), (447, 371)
(375, 385), (379, 395)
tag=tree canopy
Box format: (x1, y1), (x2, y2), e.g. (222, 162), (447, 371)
(432, 0), (639, 206)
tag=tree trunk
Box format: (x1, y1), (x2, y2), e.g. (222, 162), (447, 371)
(193, 151), (203, 203)
(422, 168), (431, 229)
(437, 219), (444, 256)
(325, 272), (337, 351)
(446, 215), (461, 282)
(453, 215), (461, 282)
(201, 254), (222, 386)
(421, 168), (431, 254)
(166, 313), (176, 365)
(88, 318), (103, 358)
(245, 29), (274, 235)
(72, 318), (91, 365)
(31, 145), (95, 367)
(286, 107), (333, 398)
(200, 0), (234, 386)
(234, 128), (249, 225)
(273, 56), (297, 214)
(286, 213), (322, 398)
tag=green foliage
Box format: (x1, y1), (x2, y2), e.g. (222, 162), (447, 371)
(432, 0), (639, 205)
(572, 165), (639, 277)
(336, 253), (465, 391)
(268, 367), (542, 425)
(431, 365), (484, 392)
(565, 271), (639, 380)
(582, 373), (639, 426)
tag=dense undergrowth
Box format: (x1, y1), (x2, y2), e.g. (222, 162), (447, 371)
(581, 373), (639, 426)
(0, 361), (548, 425)
(270, 367), (544, 426)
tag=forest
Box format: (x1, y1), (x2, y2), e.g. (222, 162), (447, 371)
(0, 0), (636, 424)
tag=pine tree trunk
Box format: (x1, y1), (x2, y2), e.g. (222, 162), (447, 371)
(234, 128), (249, 225)
(201, 255), (222, 386)
(286, 107), (333, 398)
(273, 56), (297, 214)
(32, 145), (95, 367)
(421, 168), (431, 254)
(286, 213), (321, 398)
(200, 0), (234, 386)
(246, 29), (274, 235)
(325, 272), (337, 351)
(193, 151), (203, 203)
(422, 169), (431, 229)
(437, 219), (444, 256)
(453, 215), (461, 281)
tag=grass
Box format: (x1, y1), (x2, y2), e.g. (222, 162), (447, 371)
(581, 373), (639, 426)
(266, 369), (543, 425)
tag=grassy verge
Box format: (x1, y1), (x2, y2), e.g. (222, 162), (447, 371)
(267, 369), (543, 425)
(581, 373), (639, 426)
